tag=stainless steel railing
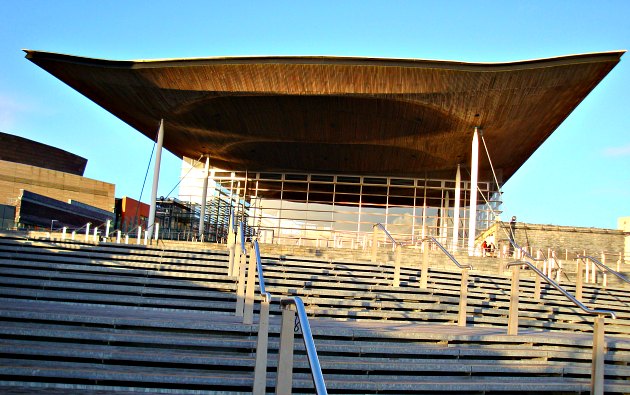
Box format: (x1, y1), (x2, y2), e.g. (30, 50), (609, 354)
(372, 223), (471, 326)
(578, 254), (630, 285)
(250, 239), (328, 395)
(506, 260), (617, 320)
(421, 236), (472, 270)
(372, 222), (401, 246)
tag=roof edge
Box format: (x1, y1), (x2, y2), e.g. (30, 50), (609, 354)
(24, 49), (626, 71)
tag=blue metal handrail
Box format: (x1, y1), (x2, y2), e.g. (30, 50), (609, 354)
(253, 239), (328, 394)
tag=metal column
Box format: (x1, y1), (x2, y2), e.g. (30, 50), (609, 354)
(452, 164), (461, 252)
(147, 119), (164, 240)
(199, 156), (210, 239)
(467, 127), (479, 255)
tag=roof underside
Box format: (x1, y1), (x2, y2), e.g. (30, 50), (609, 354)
(24, 51), (624, 185)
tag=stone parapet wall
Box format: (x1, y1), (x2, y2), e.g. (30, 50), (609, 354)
(483, 222), (626, 261)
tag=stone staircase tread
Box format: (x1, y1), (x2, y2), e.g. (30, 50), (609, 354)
(0, 382), (248, 395)
(0, 268), (237, 291)
(289, 373), (590, 391)
(0, 251), (229, 269)
(0, 359), (253, 386)
(0, 288), (237, 311)
(0, 340), (255, 366)
(0, 255), (229, 275)
(0, 238), (228, 260)
(308, 318), (630, 346)
(289, 291), (630, 323)
(0, 279), (236, 301)
(0, 298), (256, 331)
(0, 322), (256, 348)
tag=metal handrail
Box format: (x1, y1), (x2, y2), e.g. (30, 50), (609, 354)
(373, 223), (401, 246)
(280, 298), (327, 395)
(578, 255), (630, 285)
(505, 238), (545, 262)
(373, 223), (471, 270)
(506, 260), (616, 319)
(422, 236), (472, 270)
(252, 239), (328, 394)
(239, 221), (247, 255)
(253, 240), (272, 303)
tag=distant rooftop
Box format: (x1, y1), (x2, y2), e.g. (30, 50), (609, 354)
(0, 131), (87, 176)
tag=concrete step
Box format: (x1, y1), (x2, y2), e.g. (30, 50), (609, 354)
(0, 359), (253, 389)
(0, 382), (249, 395)
(2, 234), (630, 394)
(0, 267), (237, 292)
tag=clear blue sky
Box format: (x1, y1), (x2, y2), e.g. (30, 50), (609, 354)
(1, 1), (628, 229)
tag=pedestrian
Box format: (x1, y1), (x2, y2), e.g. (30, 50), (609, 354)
(508, 216), (517, 256)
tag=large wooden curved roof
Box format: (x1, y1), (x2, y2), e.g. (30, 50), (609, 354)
(24, 50), (624, 183)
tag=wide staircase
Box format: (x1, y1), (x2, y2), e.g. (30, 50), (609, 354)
(0, 232), (628, 394)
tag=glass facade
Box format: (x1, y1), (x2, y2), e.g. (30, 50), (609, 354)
(178, 157), (502, 251)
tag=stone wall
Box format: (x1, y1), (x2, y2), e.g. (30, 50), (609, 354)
(486, 221), (625, 261)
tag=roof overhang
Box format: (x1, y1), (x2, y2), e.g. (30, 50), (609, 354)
(24, 50), (624, 184)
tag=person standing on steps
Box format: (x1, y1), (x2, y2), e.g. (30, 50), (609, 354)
(509, 216), (517, 257)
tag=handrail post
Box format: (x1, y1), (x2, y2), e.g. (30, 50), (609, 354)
(236, 247), (246, 281)
(601, 252), (607, 288)
(591, 316), (606, 395)
(420, 240), (429, 288)
(227, 231), (236, 275)
(458, 268), (468, 327)
(85, 223), (91, 242)
(507, 264), (519, 335)
(234, 224), (243, 277)
(276, 304), (296, 395)
(533, 251), (541, 300)
(252, 296), (270, 395)
(235, 245), (251, 317)
(576, 258), (584, 302)
(585, 255), (590, 283)
(393, 244), (401, 287)
(371, 225), (378, 262)
(61, 227), (67, 241)
(243, 246), (257, 324)
(553, 251), (561, 283)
